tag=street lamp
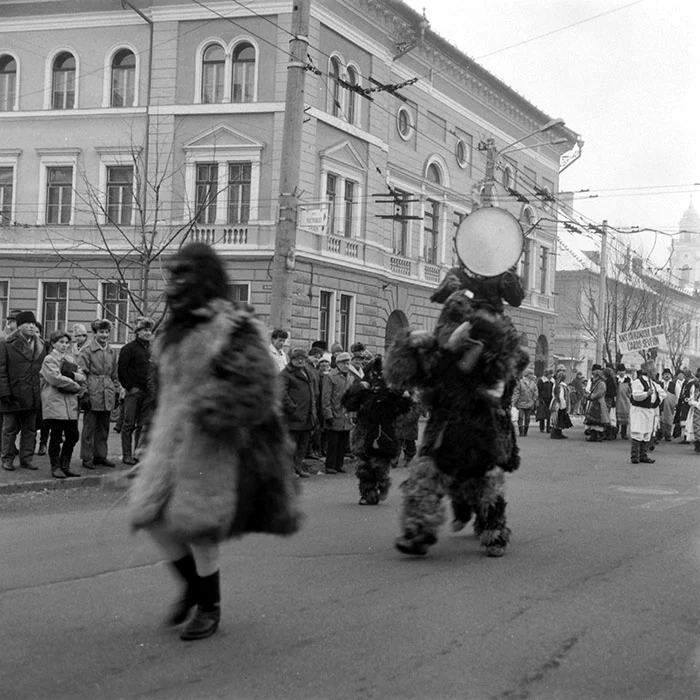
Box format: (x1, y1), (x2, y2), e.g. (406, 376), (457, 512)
(480, 118), (565, 205)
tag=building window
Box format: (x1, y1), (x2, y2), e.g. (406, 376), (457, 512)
(520, 238), (531, 288)
(101, 282), (129, 344)
(455, 135), (472, 171)
(541, 177), (555, 212)
(539, 245), (549, 294)
(111, 49), (135, 107)
(397, 106), (413, 140)
(106, 166), (133, 225)
(0, 55), (17, 111)
(423, 199), (439, 264)
(426, 163), (442, 185)
(0, 167), (12, 224)
(231, 284), (249, 303)
(227, 162), (251, 224)
(319, 291), (333, 346)
(52, 52), (76, 110)
(522, 166), (537, 192)
(329, 57), (342, 118)
(392, 190), (410, 257)
(42, 282), (68, 336)
(46, 167), (73, 225)
(202, 44), (225, 104)
(345, 65), (358, 125)
(195, 163), (218, 224)
(0, 281), (8, 323)
(339, 294), (353, 351)
(343, 180), (355, 237)
(326, 173), (337, 235)
(231, 42), (255, 103)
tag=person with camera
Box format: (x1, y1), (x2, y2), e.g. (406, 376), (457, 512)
(40, 330), (85, 478)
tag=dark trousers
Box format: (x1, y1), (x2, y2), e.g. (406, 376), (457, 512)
(80, 410), (111, 463)
(1, 410), (37, 466)
(289, 429), (312, 469)
(121, 390), (145, 458)
(325, 430), (350, 472)
(45, 419), (79, 463)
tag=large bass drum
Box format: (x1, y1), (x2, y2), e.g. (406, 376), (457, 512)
(454, 207), (524, 278)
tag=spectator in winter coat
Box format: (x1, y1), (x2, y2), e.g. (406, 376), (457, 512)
(549, 370), (572, 439)
(321, 351), (355, 474)
(535, 369), (554, 433)
(0, 311), (46, 471)
(117, 316), (153, 465)
(268, 329), (289, 373)
(570, 372), (586, 415)
(280, 347), (319, 478)
(616, 374), (632, 439)
(512, 368), (539, 436)
(584, 367), (609, 442)
(78, 319), (119, 470)
(40, 330), (85, 479)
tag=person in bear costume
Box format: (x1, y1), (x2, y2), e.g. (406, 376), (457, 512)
(385, 265), (528, 557)
(341, 355), (413, 505)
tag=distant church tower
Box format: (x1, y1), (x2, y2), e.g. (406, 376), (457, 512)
(669, 199), (700, 289)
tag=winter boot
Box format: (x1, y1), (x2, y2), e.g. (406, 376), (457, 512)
(518, 425), (524, 436)
(630, 439), (640, 464)
(50, 454), (66, 479)
(639, 441), (656, 464)
(523, 422), (529, 436)
(550, 428), (564, 439)
(620, 424), (628, 440)
(61, 454), (80, 478)
(695, 441), (700, 454)
(180, 570), (220, 641)
(167, 554), (200, 627)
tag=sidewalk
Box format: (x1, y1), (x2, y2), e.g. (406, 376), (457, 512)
(0, 426), (128, 494)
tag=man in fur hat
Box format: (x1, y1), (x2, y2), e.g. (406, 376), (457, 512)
(0, 311), (45, 471)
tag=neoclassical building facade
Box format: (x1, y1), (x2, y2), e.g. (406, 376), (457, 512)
(0, 0), (577, 355)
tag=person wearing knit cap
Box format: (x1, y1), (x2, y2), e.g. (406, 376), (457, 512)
(117, 317), (154, 465)
(0, 310), (45, 471)
(321, 351), (355, 473)
(71, 323), (89, 357)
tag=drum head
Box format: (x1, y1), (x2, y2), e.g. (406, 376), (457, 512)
(454, 207), (524, 277)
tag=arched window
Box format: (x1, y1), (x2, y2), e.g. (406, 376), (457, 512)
(52, 52), (75, 109)
(111, 49), (135, 107)
(0, 55), (17, 111)
(329, 57), (342, 118)
(426, 163), (442, 185)
(201, 44), (225, 103)
(345, 65), (358, 125)
(231, 42), (255, 103)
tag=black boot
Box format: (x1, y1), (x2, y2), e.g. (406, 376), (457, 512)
(61, 454), (80, 478)
(180, 571), (220, 641)
(167, 555), (200, 627)
(639, 441), (655, 464)
(518, 426), (524, 436)
(695, 441), (700, 454)
(523, 423), (529, 436)
(50, 454), (66, 479)
(631, 439), (640, 464)
(620, 425), (628, 440)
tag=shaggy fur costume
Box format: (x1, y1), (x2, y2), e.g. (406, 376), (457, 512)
(130, 298), (302, 544)
(385, 288), (528, 556)
(341, 356), (412, 504)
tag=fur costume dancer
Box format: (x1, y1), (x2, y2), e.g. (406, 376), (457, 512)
(386, 269), (527, 557)
(341, 356), (412, 505)
(130, 242), (301, 641)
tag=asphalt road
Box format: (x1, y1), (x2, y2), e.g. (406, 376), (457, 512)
(2, 424), (700, 700)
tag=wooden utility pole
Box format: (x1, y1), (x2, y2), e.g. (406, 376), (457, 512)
(269, 0), (310, 331)
(595, 220), (608, 365)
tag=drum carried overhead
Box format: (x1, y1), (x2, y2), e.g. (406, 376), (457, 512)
(454, 207), (524, 278)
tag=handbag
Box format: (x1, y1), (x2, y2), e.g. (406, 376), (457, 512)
(60, 358), (79, 379)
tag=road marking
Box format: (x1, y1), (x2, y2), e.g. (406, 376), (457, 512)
(633, 496), (700, 511)
(612, 486), (679, 496)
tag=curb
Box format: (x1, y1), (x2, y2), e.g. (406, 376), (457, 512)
(0, 471), (128, 495)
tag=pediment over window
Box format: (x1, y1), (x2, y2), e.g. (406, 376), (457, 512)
(183, 124), (265, 152)
(320, 140), (366, 171)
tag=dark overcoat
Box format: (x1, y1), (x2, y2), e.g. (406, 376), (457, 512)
(279, 362), (318, 431)
(0, 330), (46, 412)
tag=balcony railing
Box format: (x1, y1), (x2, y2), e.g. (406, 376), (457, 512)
(390, 256), (412, 277)
(187, 226), (249, 245)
